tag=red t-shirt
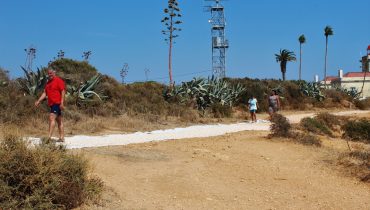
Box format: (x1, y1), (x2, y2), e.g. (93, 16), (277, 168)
(45, 76), (65, 106)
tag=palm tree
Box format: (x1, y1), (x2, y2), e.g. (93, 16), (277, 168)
(275, 49), (296, 81)
(324, 26), (334, 87)
(298, 34), (306, 80)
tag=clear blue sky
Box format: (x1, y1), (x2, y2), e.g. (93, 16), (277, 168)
(1, 0), (369, 83)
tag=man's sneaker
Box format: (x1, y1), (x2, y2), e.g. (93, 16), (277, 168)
(56, 138), (65, 143)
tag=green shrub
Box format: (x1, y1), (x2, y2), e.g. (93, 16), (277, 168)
(49, 58), (98, 87)
(283, 82), (307, 110)
(0, 132), (103, 209)
(270, 113), (291, 137)
(315, 112), (342, 130)
(342, 119), (370, 143)
(300, 117), (332, 136)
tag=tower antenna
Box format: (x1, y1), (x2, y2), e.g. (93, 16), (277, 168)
(205, 0), (229, 78)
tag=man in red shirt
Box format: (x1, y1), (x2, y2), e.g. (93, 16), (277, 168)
(35, 68), (66, 142)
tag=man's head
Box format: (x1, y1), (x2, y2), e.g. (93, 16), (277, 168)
(47, 68), (56, 80)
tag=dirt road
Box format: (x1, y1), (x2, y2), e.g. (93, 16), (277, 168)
(83, 131), (370, 209)
(46, 110), (370, 149)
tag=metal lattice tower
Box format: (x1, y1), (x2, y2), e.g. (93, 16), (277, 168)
(120, 63), (129, 84)
(206, 0), (229, 78)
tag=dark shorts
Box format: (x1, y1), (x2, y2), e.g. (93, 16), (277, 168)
(269, 106), (279, 113)
(250, 109), (257, 113)
(50, 104), (62, 116)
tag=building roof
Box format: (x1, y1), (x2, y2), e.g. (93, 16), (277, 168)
(368, 45), (370, 50)
(323, 71), (370, 82)
(343, 72), (370, 77)
(324, 76), (339, 82)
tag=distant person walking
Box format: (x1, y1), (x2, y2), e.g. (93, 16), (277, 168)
(248, 95), (258, 123)
(268, 90), (281, 119)
(35, 68), (66, 142)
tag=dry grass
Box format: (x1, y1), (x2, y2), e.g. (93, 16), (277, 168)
(338, 144), (370, 183)
(354, 98), (370, 110)
(0, 130), (104, 209)
(293, 132), (322, 147)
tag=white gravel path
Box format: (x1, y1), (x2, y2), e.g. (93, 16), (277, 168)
(29, 110), (370, 149)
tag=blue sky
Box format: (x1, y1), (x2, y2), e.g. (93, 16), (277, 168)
(1, 0), (369, 83)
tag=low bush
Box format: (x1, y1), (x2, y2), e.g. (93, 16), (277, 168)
(0, 81), (45, 125)
(324, 89), (351, 103)
(339, 147), (370, 182)
(269, 113), (291, 137)
(269, 114), (322, 147)
(0, 132), (103, 209)
(294, 132), (322, 147)
(342, 119), (370, 143)
(315, 112), (343, 130)
(211, 103), (232, 118)
(354, 98), (370, 110)
(300, 117), (332, 136)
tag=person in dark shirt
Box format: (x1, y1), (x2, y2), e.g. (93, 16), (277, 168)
(268, 90), (281, 119)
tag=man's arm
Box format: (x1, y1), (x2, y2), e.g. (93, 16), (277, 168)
(35, 91), (46, 107)
(60, 89), (65, 110)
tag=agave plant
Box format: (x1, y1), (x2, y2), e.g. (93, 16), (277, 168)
(165, 77), (246, 111)
(18, 66), (48, 97)
(271, 85), (284, 95)
(299, 81), (325, 101)
(333, 85), (361, 99)
(67, 74), (105, 104)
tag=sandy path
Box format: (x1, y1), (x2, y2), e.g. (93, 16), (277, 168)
(30, 110), (370, 149)
(83, 131), (370, 209)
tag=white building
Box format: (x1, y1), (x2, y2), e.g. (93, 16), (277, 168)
(322, 45), (370, 98)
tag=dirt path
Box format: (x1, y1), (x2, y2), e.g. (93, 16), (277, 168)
(83, 131), (370, 209)
(37, 110), (370, 149)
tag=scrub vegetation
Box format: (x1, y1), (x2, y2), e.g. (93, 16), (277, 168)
(1, 57), (370, 208)
(269, 111), (369, 182)
(0, 129), (103, 209)
(0, 59), (368, 135)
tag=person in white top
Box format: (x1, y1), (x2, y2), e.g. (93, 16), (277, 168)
(248, 95), (258, 123)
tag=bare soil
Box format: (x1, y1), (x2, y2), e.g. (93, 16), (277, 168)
(81, 131), (370, 209)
